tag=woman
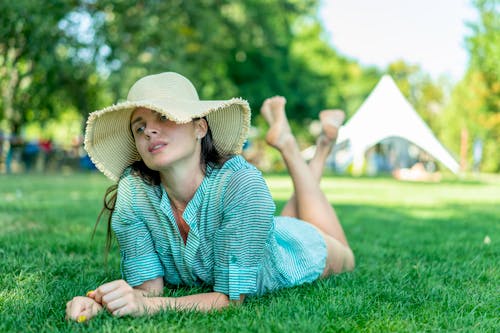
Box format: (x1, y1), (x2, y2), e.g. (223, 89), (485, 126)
(66, 72), (354, 321)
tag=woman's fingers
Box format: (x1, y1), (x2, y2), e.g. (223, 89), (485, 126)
(88, 280), (148, 317)
(97, 280), (132, 306)
(93, 279), (143, 316)
(107, 297), (132, 315)
(102, 285), (130, 305)
(66, 297), (86, 320)
(65, 282), (135, 322)
(76, 301), (101, 322)
(93, 279), (126, 304)
(66, 296), (102, 322)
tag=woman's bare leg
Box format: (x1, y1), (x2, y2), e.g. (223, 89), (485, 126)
(277, 109), (345, 217)
(261, 96), (349, 247)
(262, 96), (354, 274)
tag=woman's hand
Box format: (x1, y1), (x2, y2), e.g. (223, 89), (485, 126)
(66, 296), (103, 322)
(91, 279), (151, 317)
(66, 278), (235, 321)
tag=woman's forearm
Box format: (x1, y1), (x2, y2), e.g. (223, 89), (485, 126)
(87, 279), (241, 318)
(146, 292), (235, 313)
(134, 278), (234, 312)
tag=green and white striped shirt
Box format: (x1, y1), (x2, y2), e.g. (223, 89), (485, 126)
(112, 155), (326, 300)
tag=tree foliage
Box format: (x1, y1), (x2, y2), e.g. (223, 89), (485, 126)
(0, 0), (379, 140)
(0, 0), (104, 135)
(441, 0), (500, 172)
(83, 0), (376, 124)
(467, 0), (500, 114)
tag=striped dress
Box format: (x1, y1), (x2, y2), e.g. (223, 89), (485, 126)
(112, 155), (326, 300)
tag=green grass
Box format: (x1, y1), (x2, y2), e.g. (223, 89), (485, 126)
(0, 172), (498, 332)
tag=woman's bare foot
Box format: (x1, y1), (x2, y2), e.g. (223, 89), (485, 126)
(319, 110), (345, 140)
(260, 97), (275, 124)
(261, 96), (294, 150)
(316, 110), (345, 153)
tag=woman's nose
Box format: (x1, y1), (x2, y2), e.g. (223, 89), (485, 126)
(144, 126), (158, 137)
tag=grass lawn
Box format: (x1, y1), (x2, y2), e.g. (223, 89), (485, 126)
(0, 171), (498, 332)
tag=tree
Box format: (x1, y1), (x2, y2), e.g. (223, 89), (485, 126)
(467, 0), (500, 115)
(0, 0), (102, 136)
(84, 0), (380, 124)
(442, 0), (500, 172)
(83, 0), (322, 114)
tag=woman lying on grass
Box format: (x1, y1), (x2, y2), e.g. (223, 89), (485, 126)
(66, 72), (354, 321)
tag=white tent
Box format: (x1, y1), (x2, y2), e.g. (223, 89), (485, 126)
(335, 75), (459, 174)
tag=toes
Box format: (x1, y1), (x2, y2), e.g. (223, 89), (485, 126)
(260, 98), (275, 124)
(268, 96), (286, 110)
(261, 96), (287, 125)
(319, 109), (345, 128)
(319, 109), (345, 141)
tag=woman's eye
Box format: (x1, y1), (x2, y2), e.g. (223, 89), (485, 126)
(159, 115), (168, 122)
(135, 126), (145, 134)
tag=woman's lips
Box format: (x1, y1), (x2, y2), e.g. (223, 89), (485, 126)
(148, 142), (167, 153)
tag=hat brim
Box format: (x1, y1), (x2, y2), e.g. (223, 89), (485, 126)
(84, 97), (250, 181)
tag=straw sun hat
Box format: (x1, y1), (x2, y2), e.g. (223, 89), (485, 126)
(84, 72), (251, 182)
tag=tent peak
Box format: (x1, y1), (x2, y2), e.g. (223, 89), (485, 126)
(335, 75), (459, 174)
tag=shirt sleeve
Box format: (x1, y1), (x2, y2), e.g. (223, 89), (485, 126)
(111, 172), (164, 287)
(213, 167), (276, 300)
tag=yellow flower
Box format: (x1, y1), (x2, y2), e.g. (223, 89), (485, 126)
(77, 315), (87, 323)
(86, 290), (94, 297)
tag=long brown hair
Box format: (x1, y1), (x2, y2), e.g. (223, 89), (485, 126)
(93, 124), (229, 258)
(92, 184), (118, 261)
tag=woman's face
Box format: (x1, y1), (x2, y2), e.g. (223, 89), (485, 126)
(130, 107), (204, 172)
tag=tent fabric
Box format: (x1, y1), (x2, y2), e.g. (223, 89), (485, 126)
(336, 75), (459, 174)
